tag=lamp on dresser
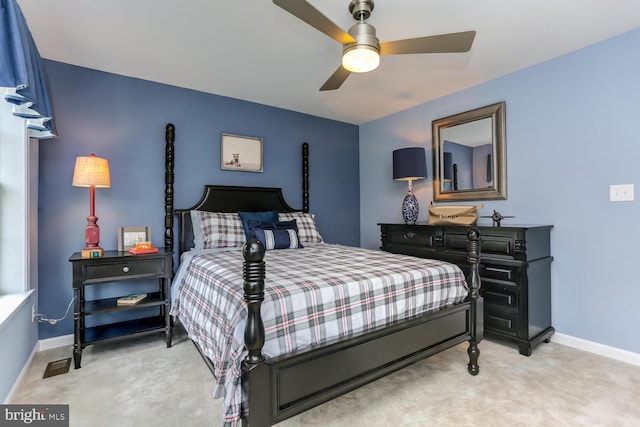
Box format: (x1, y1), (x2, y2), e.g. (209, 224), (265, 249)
(393, 147), (427, 225)
(72, 153), (111, 257)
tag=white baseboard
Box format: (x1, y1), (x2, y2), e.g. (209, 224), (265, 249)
(3, 343), (37, 404)
(552, 333), (640, 367)
(37, 334), (73, 351)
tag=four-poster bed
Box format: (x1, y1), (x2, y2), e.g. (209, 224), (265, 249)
(163, 123), (483, 427)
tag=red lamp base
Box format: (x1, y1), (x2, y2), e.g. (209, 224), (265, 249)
(82, 215), (104, 257)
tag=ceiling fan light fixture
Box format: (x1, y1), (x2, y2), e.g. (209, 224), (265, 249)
(342, 45), (380, 73)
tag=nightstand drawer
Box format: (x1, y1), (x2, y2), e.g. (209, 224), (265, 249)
(83, 258), (165, 281)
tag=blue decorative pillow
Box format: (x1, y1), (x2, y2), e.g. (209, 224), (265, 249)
(253, 228), (302, 250)
(238, 211), (278, 241)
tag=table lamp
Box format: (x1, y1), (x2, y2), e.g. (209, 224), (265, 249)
(393, 147), (427, 225)
(72, 154), (111, 256)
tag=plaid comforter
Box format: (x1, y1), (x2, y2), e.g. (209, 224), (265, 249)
(170, 244), (468, 427)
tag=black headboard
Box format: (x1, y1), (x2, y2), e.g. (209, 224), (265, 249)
(174, 186), (300, 255)
(164, 123), (310, 257)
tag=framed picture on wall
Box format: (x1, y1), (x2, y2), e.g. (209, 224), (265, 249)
(117, 226), (151, 251)
(220, 133), (263, 172)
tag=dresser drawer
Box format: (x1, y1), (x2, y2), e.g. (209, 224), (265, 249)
(486, 312), (518, 336)
(83, 258), (165, 282)
(481, 265), (517, 281)
(381, 225), (436, 249)
(481, 279), (518, 310)
(447, 232), (515, 260)
(388, 230), (433, 246)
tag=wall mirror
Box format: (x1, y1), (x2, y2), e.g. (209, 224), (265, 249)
(432, 101), (506, 201)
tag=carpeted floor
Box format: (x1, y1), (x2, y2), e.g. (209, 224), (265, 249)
(11, 325), (640, 427)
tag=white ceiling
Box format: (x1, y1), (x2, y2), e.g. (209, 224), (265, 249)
(17, 0), (640, 125)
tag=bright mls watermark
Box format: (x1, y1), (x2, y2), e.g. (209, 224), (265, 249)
(1, 405), (68, 426)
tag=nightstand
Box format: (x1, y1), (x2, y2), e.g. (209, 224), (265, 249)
(69, 249), (173, 368)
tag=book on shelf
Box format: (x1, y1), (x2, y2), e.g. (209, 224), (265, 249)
(117, 294), (147, 306)
(128, 247), (159, 255)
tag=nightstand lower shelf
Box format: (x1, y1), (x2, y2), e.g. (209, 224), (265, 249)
(85, 316), (168, 344)
(84, 292), (164, 314)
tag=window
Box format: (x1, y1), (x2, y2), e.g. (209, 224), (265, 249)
(0, 91), (38, 323)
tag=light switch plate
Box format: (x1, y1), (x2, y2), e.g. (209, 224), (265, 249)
(610, 184), (634, 202)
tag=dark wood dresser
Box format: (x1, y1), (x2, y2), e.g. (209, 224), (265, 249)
(379, 223), (554, 355)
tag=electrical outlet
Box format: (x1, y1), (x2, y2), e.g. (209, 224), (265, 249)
(32, 304), (36, 322)
(610, 184), (634, 202)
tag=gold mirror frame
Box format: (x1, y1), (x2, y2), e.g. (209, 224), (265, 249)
(432, 101), (507, 201)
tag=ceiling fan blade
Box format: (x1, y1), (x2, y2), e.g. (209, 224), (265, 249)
(319, 66), (352, 91)
(273, 0), (356, 45)
(380, 31), (476, 55)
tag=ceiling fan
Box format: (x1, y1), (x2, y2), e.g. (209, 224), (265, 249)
(273, 0), (476, 91)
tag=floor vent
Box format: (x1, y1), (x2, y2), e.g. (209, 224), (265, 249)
(43, 358), (71, 379)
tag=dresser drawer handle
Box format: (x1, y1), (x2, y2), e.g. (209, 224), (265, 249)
(122, 266), (130, 273)
(486, 267), (511, 274)
(403, 233), (415, 239)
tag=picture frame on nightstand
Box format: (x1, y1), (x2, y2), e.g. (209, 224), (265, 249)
(117, 226), (151, 252)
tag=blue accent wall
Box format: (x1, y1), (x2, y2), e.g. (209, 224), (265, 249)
(360, 29), (640, 353)
(38, 60), (359, 340)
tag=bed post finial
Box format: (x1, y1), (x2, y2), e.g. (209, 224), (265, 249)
(302, 142), (309, 213)
(165, 123), (175, 255)
(243, 240), (266, 364)
(466, 227), (483, 376)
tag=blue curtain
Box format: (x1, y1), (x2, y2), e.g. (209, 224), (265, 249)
(1, 0), (56, 139)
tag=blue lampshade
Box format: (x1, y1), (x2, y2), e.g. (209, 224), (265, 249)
(393, 147), (427, 181)
(393, 147), (427, 225)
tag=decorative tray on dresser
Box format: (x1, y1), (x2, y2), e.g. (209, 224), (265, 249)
(379, 223), (554, 356)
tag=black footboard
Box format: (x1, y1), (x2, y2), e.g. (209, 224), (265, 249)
(240, 229), (483, 426)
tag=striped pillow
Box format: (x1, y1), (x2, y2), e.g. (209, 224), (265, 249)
(253, 228), (301, 250)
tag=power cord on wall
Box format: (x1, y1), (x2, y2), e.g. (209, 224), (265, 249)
(34, 296), (75, 325)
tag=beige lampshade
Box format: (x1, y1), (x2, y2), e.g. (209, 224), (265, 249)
(72, 154), (111, 188)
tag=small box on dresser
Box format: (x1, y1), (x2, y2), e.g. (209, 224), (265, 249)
(379, 223), (554, 356)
